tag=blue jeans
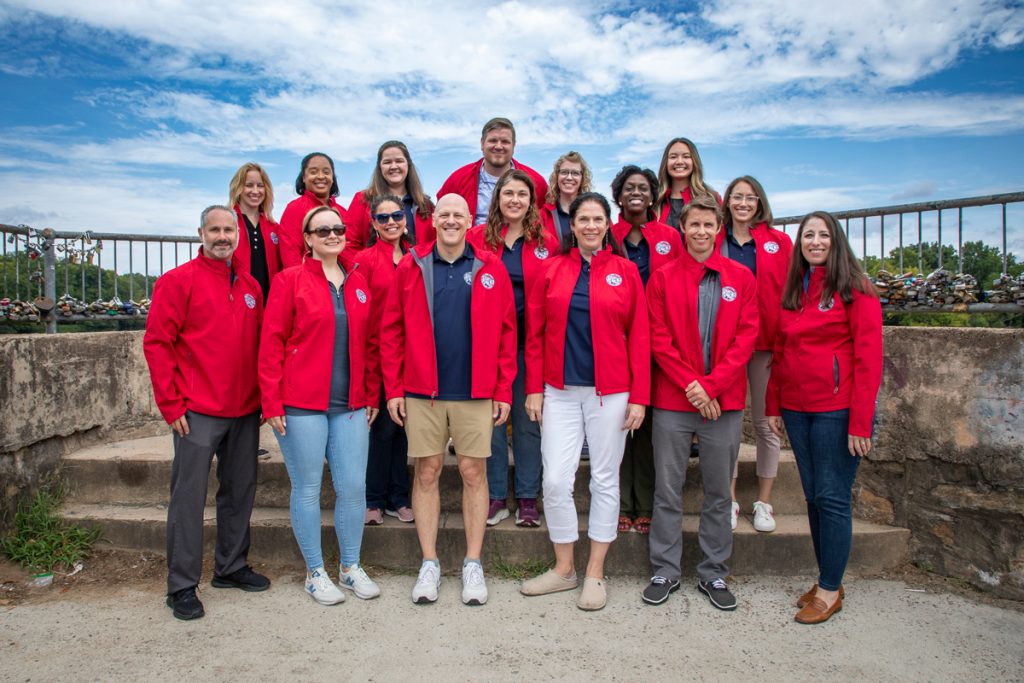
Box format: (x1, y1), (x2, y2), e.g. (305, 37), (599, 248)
(274, 409), (368, 570)
(365, 392), (410, 510)
(487, 346), (542, 500)
(782, 409), (861, 592)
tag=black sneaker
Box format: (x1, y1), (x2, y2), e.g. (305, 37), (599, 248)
(166, 586), (205, 620)
(211, 565), (271, 592)
(642, 576), (680, 605)
(698, 578), (737, 610)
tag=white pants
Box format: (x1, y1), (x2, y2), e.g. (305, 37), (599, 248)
(541, 385), (629, 544)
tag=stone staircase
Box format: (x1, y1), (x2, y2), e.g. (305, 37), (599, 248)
(61, 425), (909, 575)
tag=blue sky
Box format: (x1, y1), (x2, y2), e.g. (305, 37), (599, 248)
(2, 0), (1023, 259)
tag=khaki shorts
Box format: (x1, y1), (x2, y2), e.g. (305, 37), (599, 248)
(405, 397), (493, 458)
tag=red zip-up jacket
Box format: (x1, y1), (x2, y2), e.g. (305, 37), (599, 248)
(345, 191), (436, 253)
(646, 250), (758, 412)
(540, 203), (571, 243)
(380, 242), (517, 404)
(278, 191), (348, 269)
(232, 205), (283, 286)
(611, 218), (683, 284)
(466, 223), (557, 304)
(525, 248), (650, 404)
(766, 268), (883, 438)
(717, 222), (793, 351)
(354, 238), (410, 386)
(437, 159), (549, 221)
(258, 257), (380, 417)
(143, 248), (263, 423)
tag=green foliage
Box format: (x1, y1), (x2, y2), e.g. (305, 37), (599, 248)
(489, 555), (553, 581)
(0, 487), (102, 573)
(865, 241), (1023, 285)
(1, 251), (158, 303)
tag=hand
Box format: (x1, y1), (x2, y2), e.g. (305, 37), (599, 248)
(767, 416), (784, 437)
(366, 407), (380, 427)
(623, 403), (645, 431)
(685, 380), (712, 411)
(387, 397), (406, 427)
(169, 414), (190, 437)
(698, 398), (721, 421)
(848, 434), (872, 457)
(493, 400), (511, 426)
(525, 393), (544, 425)
(267, 415), (286, 436)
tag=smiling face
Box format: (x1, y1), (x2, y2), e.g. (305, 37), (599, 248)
(727, 180), (758, 226)
(240, 169), (265, 214)
(498, 178), (530, 225)
(433, 194), (471, 250)
(304, 209), (346, 261)
(682, 207), (720, 261)
(666, 141), (694, 184)
(618, 173), (653, 220)
(800, 216), (832, 266)
(480, 126), (515, 172)
(571, 199), (610, 254)
(557, 160), (583, 200)
(379, 146), (409, 191)
(198, 208), (238, 261)
(302, 155), (334, 199)
(372, 199), (405, 245)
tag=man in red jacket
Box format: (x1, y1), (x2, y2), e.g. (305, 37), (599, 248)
(437, 117), (548, 227)
(143, 205), (270, 621)
(382, 194), (516, 607)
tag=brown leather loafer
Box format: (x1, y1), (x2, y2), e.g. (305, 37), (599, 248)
(796, 583), (844, 608)
(795, 595), (842, 624)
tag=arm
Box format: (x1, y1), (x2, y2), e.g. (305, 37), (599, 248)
(624, 264), (651, 405)
(493, 266), (517, 406)
(362, 278), (383, 409)
(346, 192), (370, 253)
(257, 273), (296, 418)
(142, 273), (189, 425)
(646, 269), (701, 392)
(701, 270), (759, 399)
(278, 201), (305, 269)
(524, 265), (549, 396)
(847, 286), (884, 438)
(380, 263), (407, 401)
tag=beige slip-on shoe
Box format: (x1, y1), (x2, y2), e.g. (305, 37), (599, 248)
(520, 569), (578, 596)
(577, 577), (607, 611)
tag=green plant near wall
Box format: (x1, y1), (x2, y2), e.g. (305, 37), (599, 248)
(0, 487), (102, 573)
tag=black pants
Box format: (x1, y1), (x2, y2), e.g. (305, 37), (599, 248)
(167, 410), (259, 595)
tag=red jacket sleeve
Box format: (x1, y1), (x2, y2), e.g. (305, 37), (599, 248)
(702, 270), (759, 400)
(380, 261), (408, 401)
(257, 271), (297, 418)
(524, 267), (549, 395)
(765, 322), (785, 417)
(624, 264), (651, 405)
(847, 285), (883, 437)
(362, 281), (382, 408)
(142, 271), (190, 424)
(647, 268), (701, 393)
(278, 201), (306, 269)
(346, 192), (371, 253)
(494, 266), (517, 405)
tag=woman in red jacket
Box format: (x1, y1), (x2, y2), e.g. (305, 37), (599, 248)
(767, 210), (883, 624)
(228, 162), (282, 304)
(720, 176), (793, 534)
(653, 137), (720, 230)
(278, 152), (348, 268)
(259, 205), (382, 606)
(540, 151), (592, 243)
(346, 141), (435, 252)
(520, 192), (650, 611)
(357, 195), (414, 526)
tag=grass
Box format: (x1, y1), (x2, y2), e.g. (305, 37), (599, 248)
(1, 486), (102, 573)
(489, 556), (553, 581)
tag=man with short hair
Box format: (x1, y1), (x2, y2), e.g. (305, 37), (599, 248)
(381, 193), (517, 606)
(144, 204), (270, 621)
(438, 117), (549, 226)
(643, 197), (758, 611)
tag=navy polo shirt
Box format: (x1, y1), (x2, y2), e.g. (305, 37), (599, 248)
(563, 260), (595, 387)
(501, 236), (527, 345)
(725, 228), (757, 275)
(432, 243), (474, 400)
(622, 233), (652, 285)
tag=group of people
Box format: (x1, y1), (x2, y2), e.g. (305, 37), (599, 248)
(143, 117), (883, 626)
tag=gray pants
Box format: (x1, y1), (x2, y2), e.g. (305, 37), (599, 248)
(167, 410), (260, 594)
(650, 409), (742, 582)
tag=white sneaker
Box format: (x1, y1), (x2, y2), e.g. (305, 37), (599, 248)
(461, 561), (488, 606)
(305, 567), (345, 605)
(339, 563), (381, 599)
(412, 560), (441, 604)
(731, 501), (740, 531)
(752, 500), (776, 532)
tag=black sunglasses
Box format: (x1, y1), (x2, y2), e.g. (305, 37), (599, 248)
(374, 211), (406, 224)
(306, 224), (346, 238)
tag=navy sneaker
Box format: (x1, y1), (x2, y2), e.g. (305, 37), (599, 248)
(698, 578), (737, 610)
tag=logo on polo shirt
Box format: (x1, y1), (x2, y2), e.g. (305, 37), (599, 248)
(655, 241), (671, 255)
(244, 293), (257, 309)
(764, 241), (779, 254)
(463, 272), (473, 286)
(721, 286), (737, 302)
(480, 273), (495, 289)
(534, 246), (549, 260)
(270, 231), (279, 245)
(606, 274), (623, 287)
(356, 289), (367, 304)
(819, 297), (834, 312)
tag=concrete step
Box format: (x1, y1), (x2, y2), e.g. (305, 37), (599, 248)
(63, 430), (807, 514)
(61, 503), (909, 577)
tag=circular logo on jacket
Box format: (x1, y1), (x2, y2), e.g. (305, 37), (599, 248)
(606, 274), (623, 287)
(463, 272), (473, 286)
(764, 241), (779, 254)
(481, 273), (495, 289)
(356, 289), (367, 304)
(243, 293), (256, 309)
(534, 246), (549, 260)
(721, 286), (737, 302)
(655, 240), (672, 255)
(819, 297), (835, 312)
(270, 231), (279, 245)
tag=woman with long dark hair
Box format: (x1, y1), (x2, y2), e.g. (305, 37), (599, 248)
(653, 137), (719, 230)
(278, 152), (347, 268)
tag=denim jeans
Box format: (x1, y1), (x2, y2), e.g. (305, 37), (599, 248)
(487, 346), (542, 500)
(365, 392), (410, 510)
(274, 409), (368, 570)
(782, 408), (861, 591)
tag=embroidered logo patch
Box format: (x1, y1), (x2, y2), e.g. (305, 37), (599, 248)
(481, 273), (495, 289)
(356, 289), (367, 304)
(819, 297), (835, 312)
(606, 274), (623, 287)
(243, 293), (256, 309)
(655, 240), (671, 255)
(270, 231), (279, 245)
(463, 272), (473, 285)
(721, 286), (737, 302)
(534, 246), (549, 260)
(764, 241), (779, 254)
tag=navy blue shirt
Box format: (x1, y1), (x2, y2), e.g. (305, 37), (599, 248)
(402, 194), (418, 243)
(500, 236), (527, 345)
(622, 231), (652, 285)
(563, 260), (595, 387)
(725, 228), (757, 275)
(432, 243), (474, 400)
(553, 204), (571, 242)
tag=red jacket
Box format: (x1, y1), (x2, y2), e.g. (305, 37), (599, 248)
(232, 206), (283, 287)
(437, 159), (548, 221)
(716, 222), (793, 351)
(611, 218), (683, 284)
(540, 203), (571, 243)
(646, 250), (758, 412)
(525, 249), (650, 404)
(278, 191), (348, 269)
(656, 187), (722, 225)
(258, 257), (380, 417)
(345, 191), (436, 253)
(380, 242), (517, 404)
(766, 268), (883, 437)
(354, 238), (408, 383)
(466, 224), (557, 304)
(143, 249), (263, 422)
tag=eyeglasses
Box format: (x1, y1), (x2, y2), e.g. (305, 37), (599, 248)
(374, 211), (406, 224)
(306, 225), (346, 238)
(730, 194), (759, 204)
(558, 170), (582, 178)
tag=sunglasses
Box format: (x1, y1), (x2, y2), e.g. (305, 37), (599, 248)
(306, 224), (346, 238)
(374, 211), (406, 224)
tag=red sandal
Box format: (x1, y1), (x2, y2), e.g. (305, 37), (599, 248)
(618, 515), (633, 533)
(633, 516), (652, 534)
